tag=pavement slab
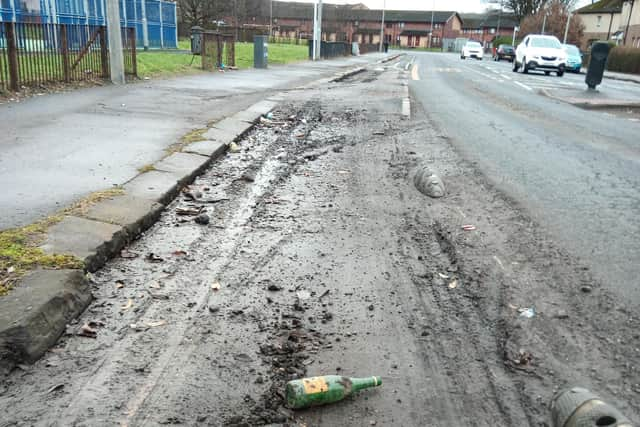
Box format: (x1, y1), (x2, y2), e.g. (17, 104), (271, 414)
(40, 216), (126, 272)
(0, 269), (90, 374)
(202, 127), (236, 144)
(83, 194), (164, 236)
(183, 139), (228, 157)
(211, 117), (254, 137)
(154, 152), (211, 185)
(245, 100), (279, 115)
(232, 109), (264, 123)
(123, 170), (181, 205)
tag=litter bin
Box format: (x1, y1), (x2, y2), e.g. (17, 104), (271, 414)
(254, 35), (268, 69)
(585, 42), (610, 89)
(190, 26), (203, 55)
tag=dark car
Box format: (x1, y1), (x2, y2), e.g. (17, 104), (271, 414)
(494, 44), (515, 62)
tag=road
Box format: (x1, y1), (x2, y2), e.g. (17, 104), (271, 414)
(2, 55), (640, 426)
(408, 51), (640, 305)
(0, 54), (385, 231)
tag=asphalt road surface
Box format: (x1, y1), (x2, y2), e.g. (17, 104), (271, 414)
(1, 56), (639, 426)
(408, 51), (640, 305)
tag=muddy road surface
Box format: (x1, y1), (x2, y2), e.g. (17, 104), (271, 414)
(1, 62), (639, 426)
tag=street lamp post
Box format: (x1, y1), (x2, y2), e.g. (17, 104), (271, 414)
(512, 25), (518, 46)
(428, 0), (435, 49)
(269, 0), (273, 40)
(313, 0), (323, 60)
(563, 12), (572, 44)
(379, 0), (386, 52)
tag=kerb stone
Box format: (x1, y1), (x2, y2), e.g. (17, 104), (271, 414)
(213, 118), (253, 137)
(184, 140), (228, 158)
(123, 170), (181, 205)
(154, 152), (211, 185)
(40, 215), (127, 272)
(246, 100), (278, 115)
(0, 269), (91, 374)
(202, 127), (235, 145)
(84, 194), (164, 236)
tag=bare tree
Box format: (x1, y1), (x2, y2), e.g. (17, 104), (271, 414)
(519, 0), (584, 44)
(177, 0), (225, 28)
(503, 0), (577, 21)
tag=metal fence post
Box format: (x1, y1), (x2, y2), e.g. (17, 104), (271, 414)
(60, 24), (71, 82)
(216, 34), (222, 68)
(99, 26), (109, 78)
(129, 27), (137, 76)
(228, 37), (235, 67)
(5, 22), (20, 91)
(201, 32), (207, 70)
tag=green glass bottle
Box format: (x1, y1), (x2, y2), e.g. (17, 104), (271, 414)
(285, 375), (382, 409)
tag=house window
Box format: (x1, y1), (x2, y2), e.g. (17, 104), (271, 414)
(597, 15), (602, 27)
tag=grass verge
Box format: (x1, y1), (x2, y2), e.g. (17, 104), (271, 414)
(166, 127), (208, 154)
(0, 219), (81, 296)
(136, 41), (309, 78)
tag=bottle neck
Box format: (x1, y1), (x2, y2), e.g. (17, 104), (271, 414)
(350, 376), (382, 392)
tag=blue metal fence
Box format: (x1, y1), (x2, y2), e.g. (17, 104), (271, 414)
(0, 0), (176, 48)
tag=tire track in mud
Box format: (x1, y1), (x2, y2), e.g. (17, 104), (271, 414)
(392, 113), (640, 424)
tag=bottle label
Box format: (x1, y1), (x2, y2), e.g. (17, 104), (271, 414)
(303, 377), (329, 395)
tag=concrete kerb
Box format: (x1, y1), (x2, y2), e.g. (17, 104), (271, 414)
(539, 88), (640, 110)
(0, 99), (278, 375)
(330, 67), (366, 83)
(0, 269), (91, 375)
(379, 53), (405, 64)
(328, 54), (404, 83)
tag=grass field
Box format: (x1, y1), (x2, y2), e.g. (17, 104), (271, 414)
(136, 40), (309, 78)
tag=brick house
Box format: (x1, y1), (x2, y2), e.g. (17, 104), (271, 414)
(577, 0), (640, 49)
(577, 0), (624, 49)
(269, 1), (462, 48)
(460, 12), (519, 49)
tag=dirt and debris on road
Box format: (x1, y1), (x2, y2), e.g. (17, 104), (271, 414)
(1, 63), (638, 426)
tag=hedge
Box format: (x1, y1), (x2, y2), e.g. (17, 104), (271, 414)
(492, 35), (521, 47)
(606, 47), (640, 75)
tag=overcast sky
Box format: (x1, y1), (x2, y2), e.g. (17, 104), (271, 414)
(290, 0), (593, 13)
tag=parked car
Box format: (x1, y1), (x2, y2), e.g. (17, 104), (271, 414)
(562, 44), (583, 73)
(461, 41), (484, 60)
(513, 34), (567, 76)
(494, 44), (515, 62)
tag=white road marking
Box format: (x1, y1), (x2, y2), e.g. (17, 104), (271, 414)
(465, 66), (499, 80)
(514, 81), (533, 91)
(411, 64), (420, 80)
(501, 74), (512, 80)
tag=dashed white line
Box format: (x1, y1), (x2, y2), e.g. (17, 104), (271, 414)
(465, 66), (499, 80)
(514, 81), (533, 91)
